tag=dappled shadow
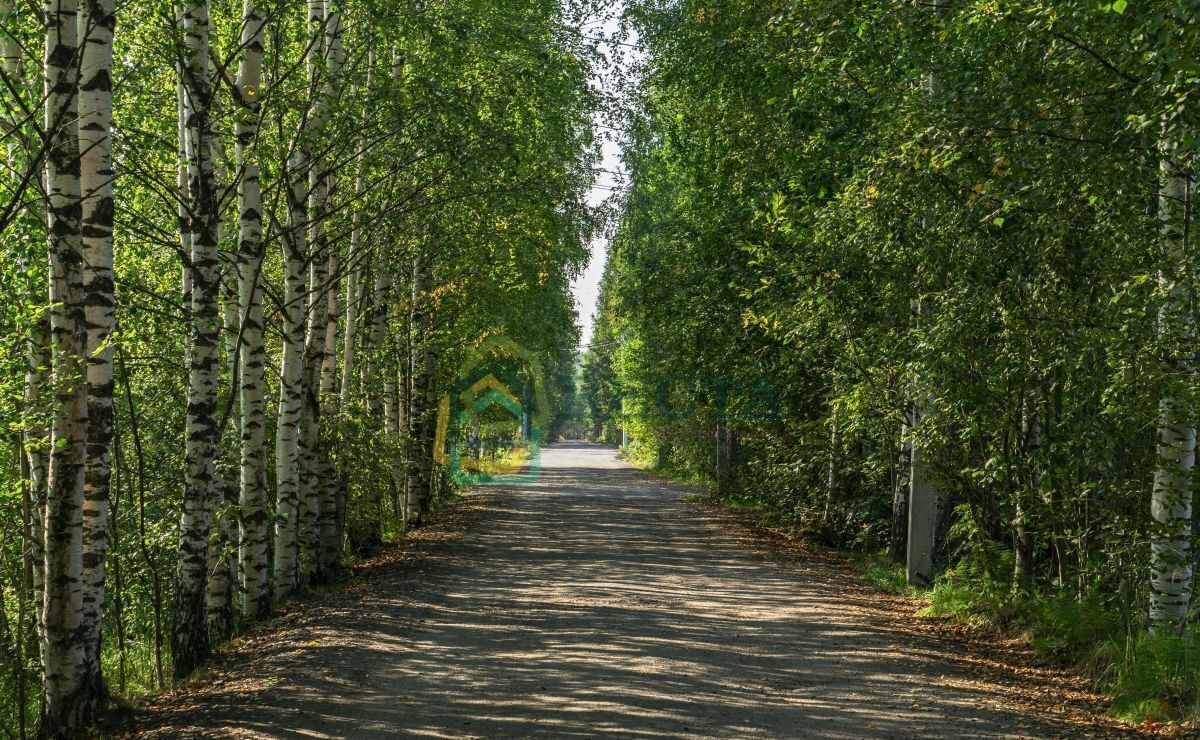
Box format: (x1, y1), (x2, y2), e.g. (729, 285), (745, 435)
(125, 442), (1140, 739)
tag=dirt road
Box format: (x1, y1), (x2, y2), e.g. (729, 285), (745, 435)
(125, 442), (1137, 739)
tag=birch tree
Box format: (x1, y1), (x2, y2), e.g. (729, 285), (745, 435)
(274, 149), (307, 602)
(317, 0), (345, 577)
(78, 0), (116, 703)
(235, 0), (270, 621)
(1148, 142), (1195, 628)
(0, 0), (598, 730)
(172, 0), (221, 680)
(40, 0), (89, 728)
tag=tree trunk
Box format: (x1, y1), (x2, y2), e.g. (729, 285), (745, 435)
(9, 14), (47, 647)
(205, 268), (237, 644)
(39, 0), (90, 728)
(274, 151), (307, 602)
(888, 409), (911, 563)
(234, 0), (270, 621)
(1149, 143), (1195, 628)
(906, 8), (943, 589)
(336, 50), (372, 553)
(1014, 394), (1039, 587)
(23, 310), (48, 638)
(822, 402), (838, 524)
(406, 253), (435, 528)
(297, 0), (328, 583)
(172, 0), (220, 682)
(906, 389), (938, 587)
(78, 0), (116, 707)
(316, 0), (346, 579)
(352, 268), (390, 551)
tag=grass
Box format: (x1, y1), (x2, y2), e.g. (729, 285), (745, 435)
(838, 552), (1200, 725)
(1100, 629), (1200, 722)
(849, 552), (911, 595)
(627, 451), (1200, 725)
(461, 446), (530, 476)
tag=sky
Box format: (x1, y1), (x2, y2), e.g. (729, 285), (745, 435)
(571, 4), (637, 351)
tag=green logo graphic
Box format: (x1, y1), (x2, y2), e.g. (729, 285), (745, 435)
(436, 335), (548, 487)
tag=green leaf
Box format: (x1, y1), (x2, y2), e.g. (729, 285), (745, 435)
(1112, 0), (1127, 13)
(992, 217), (1005, 227)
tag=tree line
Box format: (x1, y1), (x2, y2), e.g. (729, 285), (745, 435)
(0, 0), (595, 735)
(584, 0), (1200, 719)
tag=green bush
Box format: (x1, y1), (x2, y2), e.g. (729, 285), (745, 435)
(853, 552), (909, 595)
(1101, 629), (1200, 722)
(1023, 594), (1122, 667)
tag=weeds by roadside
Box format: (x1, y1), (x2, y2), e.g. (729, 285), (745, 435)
(627, 451), (1200, 729)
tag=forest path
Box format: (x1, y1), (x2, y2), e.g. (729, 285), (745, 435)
(125, 442), (1137, 739)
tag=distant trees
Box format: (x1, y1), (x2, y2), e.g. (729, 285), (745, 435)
(588, 0), (1200, 643)
(0, 0), (594, 735)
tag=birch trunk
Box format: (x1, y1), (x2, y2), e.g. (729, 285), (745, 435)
(316, 0), (345, 576)
(40, 0), (89, 728)
(274, 152), (307, 602)
(172, 0), (220, 680)
(2, 4), (44, 656)
(351, 268), (390, 552)
(406, 253), (435, 527)
(318, 242), (341, 574)
(336, 239), (358, 550)
(78, 0), (116, 705)
(177, 49), (191, 303)
(23, 307), (48, 637)
(15, 11), (49, 646)
(399, 314), (412, 520)
(335, 51), (371, 553)
(1149, 144), (1195, 628)
(384, 369), (399, 519)
(336, 163), (362, 549)
(235, 0), (269, 620)
(206, 242), (237, 643)
(297, 0), (327, 582)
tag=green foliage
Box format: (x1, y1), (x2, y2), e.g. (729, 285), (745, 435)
(853, 552), (909, 595)
(1103, 630), (1200, 722)
(584, 0), (1200, 723)
(1026, 595), (1123, 667)
(0, 0), (599, 733)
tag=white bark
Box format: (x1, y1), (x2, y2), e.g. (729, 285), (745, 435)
(235, 0), (269, 620)
(297, 0), (327, 582)
(906, 387), (937, 587)
(40, 0), (89, 729)
(338, 52), (371, 549)
(274, 151), (307, 602)
(1149, 145), (1195, 627)
(316, 0), (344, 576)
(78, 0), (116, 705)
(1014, 395), (1040, 585)
(172, 0), (220, 681)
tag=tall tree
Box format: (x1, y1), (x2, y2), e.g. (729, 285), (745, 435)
(1148, 143), (1195, 628)
(234, 0), (270, 621)
(40, 0), (89, 728)
(78, 0), (116, 705)
(172, 0), (221, 681)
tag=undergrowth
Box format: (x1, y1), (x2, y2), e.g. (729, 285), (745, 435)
(850, 552), (910, 595)
(915, 569), (1200, 724)
(627, 452), (1200, 725)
